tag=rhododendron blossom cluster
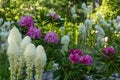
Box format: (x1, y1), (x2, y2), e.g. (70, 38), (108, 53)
(18, 16), (42, 39)
(69, 48), (93, 65)
(44, 32), (59, 44)
(19, 16), (34, 28)
(26, 26), (42, 39)
(103, 47), (115, 56)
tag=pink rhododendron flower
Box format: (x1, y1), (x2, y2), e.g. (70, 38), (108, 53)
(103, 47), (115, 56)
(44, 32), (59, 44)
(19, 16), (34, 28)
(26, 26), (42, 39)
(69, 49), (93, 65)
(79, 55), (93, 65)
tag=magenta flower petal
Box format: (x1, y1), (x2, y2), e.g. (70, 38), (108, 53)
(103, 48), (109, 55)
(69, 48), (74, 54)
(69, 53), (80, 63)
(108, 47), (115, 55)
(74, 49), (83, 56)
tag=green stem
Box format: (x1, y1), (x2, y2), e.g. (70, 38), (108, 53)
(64, 71), (71, 80)
(113, 63), (120, 74)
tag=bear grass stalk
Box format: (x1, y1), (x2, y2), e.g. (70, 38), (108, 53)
(7, 27), (22, 80)
(60, 35), (70, 55)
(17, 36), (31, 80)
(7, 41), (19, 80)
(24, 43), (36, 80)
(35, 45), (47, 80)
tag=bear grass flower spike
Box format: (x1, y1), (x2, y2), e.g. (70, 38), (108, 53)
(35, 45), (47, 80)
(24, 43), (36, 80)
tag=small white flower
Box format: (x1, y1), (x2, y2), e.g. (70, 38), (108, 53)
(103, 37), (108, 42)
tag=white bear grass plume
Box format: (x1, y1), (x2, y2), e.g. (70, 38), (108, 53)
(61, 35), (70, 55)
(7, 27), (47, 80)
(8, 26), (22, 47)
(7, 40), (19, 80)
(24, 43), (36, 80)
(35, 45), (47, 80)
(79, 24), (87, 40)
(17, 36), (31, 80)
(7, 26), (22, 80)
